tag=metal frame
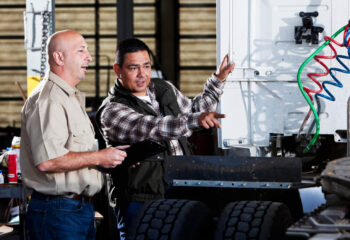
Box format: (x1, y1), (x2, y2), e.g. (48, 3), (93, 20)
(177, 2), (217, 89)
(94, 0), (101, 107)
(117, 0), (133, 42)
(172, 179), (294, 189)
(156, 0), (179, 86)
(0, 1), (158, 105)
(0, 1), (216, 103)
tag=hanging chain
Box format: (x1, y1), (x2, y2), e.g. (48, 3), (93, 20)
(40, 11), (51, 81)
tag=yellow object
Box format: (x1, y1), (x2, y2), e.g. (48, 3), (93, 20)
(27, 76), (40, 96)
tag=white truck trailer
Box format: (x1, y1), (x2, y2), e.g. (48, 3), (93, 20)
(128, 1), (350, 240)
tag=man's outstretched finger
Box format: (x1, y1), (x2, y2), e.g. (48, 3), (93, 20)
(214, 113), (226, 119)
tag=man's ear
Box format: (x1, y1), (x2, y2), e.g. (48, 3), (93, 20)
(53, 51), (64, 66)
(113, 64), (121, 78)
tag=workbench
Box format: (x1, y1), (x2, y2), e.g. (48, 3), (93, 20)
(0, 183), (31, 240)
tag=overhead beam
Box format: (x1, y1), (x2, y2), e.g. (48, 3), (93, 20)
(117, 0), (134, 42)
(156, 0), (179, 87)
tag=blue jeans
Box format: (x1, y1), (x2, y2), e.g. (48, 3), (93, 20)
(26, 192), (96, 240)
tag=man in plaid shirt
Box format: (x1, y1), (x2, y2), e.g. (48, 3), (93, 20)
(96, 38), (235, 238)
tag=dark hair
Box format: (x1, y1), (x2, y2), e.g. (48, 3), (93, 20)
(115, 38), (151, 66)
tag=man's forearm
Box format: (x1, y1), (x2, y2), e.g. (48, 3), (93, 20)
(37, 151), (100, 173)
(191, 74), (225, 112)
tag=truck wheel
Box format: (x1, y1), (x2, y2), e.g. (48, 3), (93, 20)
(214, 201), (293, 240)
(127, 199), (212, 240)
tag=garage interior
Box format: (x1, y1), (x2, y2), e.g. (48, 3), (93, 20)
(0, 0), (218, 239)
(0, 0), (216, 149)
(1, 0), (350, 240)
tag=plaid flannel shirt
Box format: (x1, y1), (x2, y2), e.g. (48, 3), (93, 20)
(100, 73), (225, 155)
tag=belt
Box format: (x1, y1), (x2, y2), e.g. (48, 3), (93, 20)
(32, 191), (94, 203)
(66, 194), (93, 203)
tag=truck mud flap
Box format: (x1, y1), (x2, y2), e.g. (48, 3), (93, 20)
(165, 155), (302, 184)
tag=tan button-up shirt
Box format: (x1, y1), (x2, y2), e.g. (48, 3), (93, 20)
(20, 72), (103, 196)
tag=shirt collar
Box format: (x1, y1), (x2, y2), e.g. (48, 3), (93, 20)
(49, 71), (86, 108)
(49, 71), (79, 97)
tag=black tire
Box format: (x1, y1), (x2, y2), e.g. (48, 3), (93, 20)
(214, 201), (293, 240)
(127, 199), (212, 240)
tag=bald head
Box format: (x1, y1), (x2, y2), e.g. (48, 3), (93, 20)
(47, 30), (81, 66)
(45, 30), (92, 87)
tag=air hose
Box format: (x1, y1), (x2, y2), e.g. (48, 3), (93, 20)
(315, 30), (350, 101)
(297, 24), (347, 153)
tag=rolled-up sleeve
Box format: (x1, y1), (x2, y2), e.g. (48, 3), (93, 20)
(100, 102), (200, 144)
(28, 99), (69, 166)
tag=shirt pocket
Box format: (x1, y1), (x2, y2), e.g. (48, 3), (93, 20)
(69, 124), (89, 152)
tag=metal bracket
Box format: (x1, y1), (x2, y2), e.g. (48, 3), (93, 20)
(172, 179), (293, 189)
(223, 138), (249, 147)
(295, 11), (324, 44)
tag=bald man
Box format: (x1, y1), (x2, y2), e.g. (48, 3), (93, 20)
(20, 30), (127, 240)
